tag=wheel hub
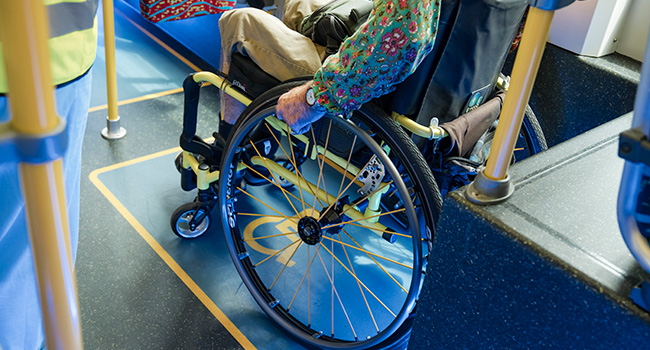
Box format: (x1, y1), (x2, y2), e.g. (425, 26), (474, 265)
(319, 204), (344, 235)
(297, 216), (322, 245)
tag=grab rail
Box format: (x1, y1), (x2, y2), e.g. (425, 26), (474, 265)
(465, 1), (579, 204)
(0, 0), (83, 348)
(617, 38), (650, 273)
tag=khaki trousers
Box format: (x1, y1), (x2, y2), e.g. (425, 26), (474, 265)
(218, 0), (329, 123)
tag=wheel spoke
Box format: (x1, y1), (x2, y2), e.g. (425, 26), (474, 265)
(249, 140), (302, 218)
(320, 235), (413, 269)
(335, 231), (379, 333)
(319, 121), (333, 209)
(286, 125), (308, 213)
(321, 207), (406, 230)
(336, 135), (358, 200)
(343, 222), (413, 239)
(266, 122), (309, 213)
(280, 122), (338, 215)
(308, 244), (312, 327)
(319, 154), (364, 187)
(237, 213), (287, 219)
(241, 162), (314, 211)
(316, 246), (357, 340)
(319, 155), (383, 224)
(309, 126), (328, 217)
(253, 238), (301, 268)
(340, 229), (408, 294)
(243, 231), (299, 242)
(338, 181), (393, 218)
(237, 186), (298, 224)
(287, 244), (321, 312)
(319, 242), (396, 318)
(269, 241), (303, 291)
(331, 238), (334, 337)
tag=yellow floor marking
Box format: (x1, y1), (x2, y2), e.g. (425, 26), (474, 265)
(88, 150), (256, 350)
(90, 8), (205, 113)
(89, 87), (184, 112)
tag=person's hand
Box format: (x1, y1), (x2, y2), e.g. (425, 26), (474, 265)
(276, 81), (327, 134)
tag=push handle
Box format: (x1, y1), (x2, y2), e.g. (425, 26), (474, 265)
(179, 74), (219, 165)
(181, 73), (202, 141)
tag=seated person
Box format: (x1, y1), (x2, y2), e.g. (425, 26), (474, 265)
(218, 0), (441, 134)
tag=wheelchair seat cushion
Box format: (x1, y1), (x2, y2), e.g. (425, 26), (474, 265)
(228, 52), (281, 99)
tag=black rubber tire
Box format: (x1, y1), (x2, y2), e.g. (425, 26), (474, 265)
(174, 152), (183, 173)
(355, 103), (443, 242)
(521, 104), (547, 154)
(170, 202), (210, 239)
(219, 81), (442, 350)
(481, 103), (547, 165)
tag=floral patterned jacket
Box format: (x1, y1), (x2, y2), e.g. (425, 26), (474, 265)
(312, 0), (440, 115)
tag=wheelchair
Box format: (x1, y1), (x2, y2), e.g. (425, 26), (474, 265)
(171, 0), (547, 348)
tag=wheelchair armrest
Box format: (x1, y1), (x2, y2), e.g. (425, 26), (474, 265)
(179, 73), (220, 165)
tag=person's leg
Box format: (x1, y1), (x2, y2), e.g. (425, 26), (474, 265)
(0, 71), (91, 350)
(219, 8), (323, 124)
(53, 69), (92, 260)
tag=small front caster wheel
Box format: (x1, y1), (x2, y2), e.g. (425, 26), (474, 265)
(170, 202), (211, 239)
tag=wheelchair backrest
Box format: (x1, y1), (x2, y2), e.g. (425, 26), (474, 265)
(391, 0), (529, 125)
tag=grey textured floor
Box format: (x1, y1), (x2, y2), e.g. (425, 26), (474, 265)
(411, 113), (650, 349)
(505, 44), (641, 147)
(77, 87), (250, 349)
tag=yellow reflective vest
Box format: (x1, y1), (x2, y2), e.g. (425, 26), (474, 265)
(0, 0), (98, 93)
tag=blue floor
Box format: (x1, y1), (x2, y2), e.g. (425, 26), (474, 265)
(79, 4), (304, 349)
(90, 150), (305, 349)
(91, 0), (197, 108)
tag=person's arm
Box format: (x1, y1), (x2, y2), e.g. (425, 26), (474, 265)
(313, 0), (441, 115)
(277, 0), (440, 133)
(276, 80), (326, 135)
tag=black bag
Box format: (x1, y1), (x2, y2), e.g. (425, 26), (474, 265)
(299, 0), (373, 55)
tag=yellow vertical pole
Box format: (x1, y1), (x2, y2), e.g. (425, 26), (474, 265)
(104, 0), (118, 121)
(0, 0), (83, 349)
(101, 0), (127, 139)
(466, 6), (555, 205)
(484, 7), (555, 180)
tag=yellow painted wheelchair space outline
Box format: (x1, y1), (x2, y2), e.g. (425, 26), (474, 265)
(88, 147), (256, 350)
(88, 87), (184, 113)
(245, 209), (318, 268)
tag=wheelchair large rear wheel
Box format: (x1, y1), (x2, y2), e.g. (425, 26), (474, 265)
(477, 103), (548, 164)
(219, 82), (442, 349)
